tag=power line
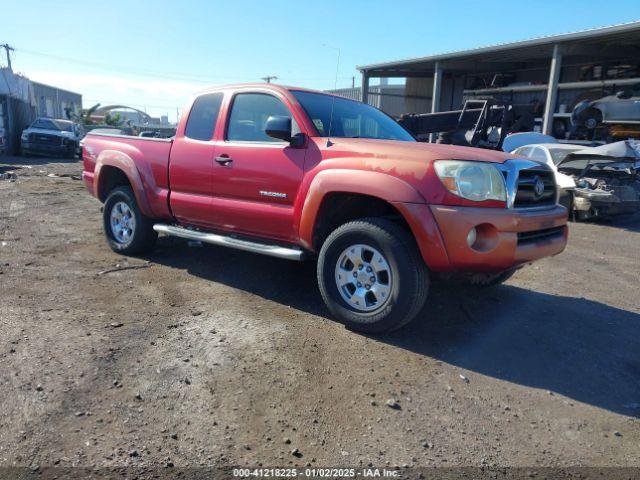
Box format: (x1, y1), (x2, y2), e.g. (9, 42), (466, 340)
(14, 47), (355, 84)
(18, 48), (229, 83)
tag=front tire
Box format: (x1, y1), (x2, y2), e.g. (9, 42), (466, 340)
(317, 218), (429, 334)
(103, 186), (157, 255)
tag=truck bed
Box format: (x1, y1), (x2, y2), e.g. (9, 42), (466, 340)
(82, 131), (174, 219)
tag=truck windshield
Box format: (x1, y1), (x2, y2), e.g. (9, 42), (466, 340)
(291, 91), (414, 142)
(33, 119), (75, 132)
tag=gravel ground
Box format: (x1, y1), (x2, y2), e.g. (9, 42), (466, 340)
(0, 156), (639, 477)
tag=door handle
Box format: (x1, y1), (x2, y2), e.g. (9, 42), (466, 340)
(215, 155), (233, 166)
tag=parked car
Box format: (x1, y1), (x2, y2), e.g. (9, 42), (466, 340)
(556, 141), (640, 220)
(21, 118), (83, 158)
(572, 85), (640, 130)
(82, 84), (568, 333)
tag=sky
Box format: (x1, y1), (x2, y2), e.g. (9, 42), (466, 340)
(1, 0), (638, 122)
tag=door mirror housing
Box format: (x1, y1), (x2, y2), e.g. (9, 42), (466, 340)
(616, 90), (632, 99)
(265, 115), (292, 142)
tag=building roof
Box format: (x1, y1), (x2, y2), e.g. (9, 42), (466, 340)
(358, 20), (640, 75)
(31, 80), (82, 98)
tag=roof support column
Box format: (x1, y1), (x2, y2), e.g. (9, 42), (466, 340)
(361, 72), (370, 105)
(543, 43), (562, 136)
(430, 61), (443, 143)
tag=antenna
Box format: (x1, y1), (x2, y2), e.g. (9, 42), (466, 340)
(261, 76), (278, 84)
(324, 44), (340, 147)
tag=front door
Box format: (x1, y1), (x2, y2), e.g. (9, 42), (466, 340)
(210, 92), (306, 242)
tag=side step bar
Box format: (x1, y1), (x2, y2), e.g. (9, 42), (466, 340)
(153, 224), (306, 261)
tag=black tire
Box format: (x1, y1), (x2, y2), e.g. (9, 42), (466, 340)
(552, 118), (567, 139)
(317, 218), (429, 334)
(583, 108), (603, 130)
(559, 190), (574, 220)
(103, 186), (157, 255)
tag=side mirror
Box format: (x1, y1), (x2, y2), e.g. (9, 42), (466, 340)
(265, 115), (292, 142)
(616, 90), (632, 99)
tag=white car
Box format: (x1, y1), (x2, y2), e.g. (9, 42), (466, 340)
(511, 143), (583, 190)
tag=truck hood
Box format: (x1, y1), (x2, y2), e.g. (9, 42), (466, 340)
(23, 127), (77, 139)
(318, 137), (516, 180)
(314, 137), (518, 205)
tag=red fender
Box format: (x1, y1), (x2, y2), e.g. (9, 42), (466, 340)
(94, 150), (155, 218)
(297, 169), (424, 250)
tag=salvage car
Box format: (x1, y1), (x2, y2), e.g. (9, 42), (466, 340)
(556, 140), (640, 220)
(572, 85), (640, 139)
(21, 118), (83, 158)
(82, 84), (568, 333)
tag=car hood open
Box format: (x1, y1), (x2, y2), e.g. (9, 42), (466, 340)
(557, 140), (640, 167)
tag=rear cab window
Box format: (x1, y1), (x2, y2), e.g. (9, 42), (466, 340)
(185, 92), (224, 141)
(226, 93), (298, 142)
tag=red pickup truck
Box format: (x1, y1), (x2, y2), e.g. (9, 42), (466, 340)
(82, 84), (568, 333)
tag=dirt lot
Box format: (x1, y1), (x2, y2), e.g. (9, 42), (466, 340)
(1, 156), (639, 475)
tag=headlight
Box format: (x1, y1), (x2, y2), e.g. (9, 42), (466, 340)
(434, 160), (506, 202)
(21, 132), (28, 141)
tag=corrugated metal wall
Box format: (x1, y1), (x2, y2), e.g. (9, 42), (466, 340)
(328, 84), (432, 117)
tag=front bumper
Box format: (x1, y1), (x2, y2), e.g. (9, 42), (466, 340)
(22, 141), (76, 156)
(395, 202), (568, 273)
(573, 191), (640, 219)
(430, 205), (568, 272)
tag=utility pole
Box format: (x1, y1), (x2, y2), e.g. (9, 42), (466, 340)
(0, 44), (14, 70)
(261, 76), (278, 84)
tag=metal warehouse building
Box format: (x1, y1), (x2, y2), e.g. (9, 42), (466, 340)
(357, 21), (640, 139)
(32, 82), (82, 120)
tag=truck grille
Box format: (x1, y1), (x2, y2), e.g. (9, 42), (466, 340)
(513, 168), (556, 208)
(28, 133), (63, 146)
(517, 226), (565, 246)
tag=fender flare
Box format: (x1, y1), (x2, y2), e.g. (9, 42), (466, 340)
(93, 150), (154, 217)
(297, 169), (426, 251)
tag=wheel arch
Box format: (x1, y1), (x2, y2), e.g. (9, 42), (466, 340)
(297, 169), (425, 252)
(94, 150), (153, 217)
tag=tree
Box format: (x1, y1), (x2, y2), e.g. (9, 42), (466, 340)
(104, 112), (123, 127)
(73, 103), (101, 126)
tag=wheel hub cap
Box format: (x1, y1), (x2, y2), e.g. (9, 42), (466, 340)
(334, 244), (393, 313)
(110, 201), (136, 244)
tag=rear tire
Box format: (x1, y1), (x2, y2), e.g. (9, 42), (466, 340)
(103, 186), (157, 255)
(317, 218), (429, 334)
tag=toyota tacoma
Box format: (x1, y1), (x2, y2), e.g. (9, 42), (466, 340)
(82, 84), (568, 333)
